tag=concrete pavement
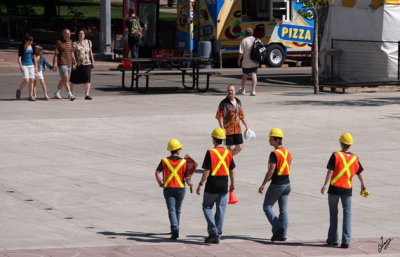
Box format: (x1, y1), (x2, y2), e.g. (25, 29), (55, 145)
(0, 48), (400, 256)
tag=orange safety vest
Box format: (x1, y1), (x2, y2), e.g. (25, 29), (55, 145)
(209, 147), (232, 176)
(330, 151), (359, 189)
(274, 147), (292, 176)
(162, 158), (187, 188)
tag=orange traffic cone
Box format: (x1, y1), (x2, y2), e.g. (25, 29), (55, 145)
(228, 191), (239, 204)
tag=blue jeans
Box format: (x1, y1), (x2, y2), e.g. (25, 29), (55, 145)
(328, 194), (352, 245)
(163, 188), (185, 234)
(202, 192), (228, 237)
(263, 183), (291, 237)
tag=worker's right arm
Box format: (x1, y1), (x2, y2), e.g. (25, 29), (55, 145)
(154, 170), (163, 188)
(196, 169), (210, 195)
(258, 162), (276, 194)
(357, 173), (367, 191)
(321, 170), (333, 194)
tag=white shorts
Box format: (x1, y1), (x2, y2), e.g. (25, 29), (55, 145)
(22, 65), (35, 79)
(35, 71), (44, 80)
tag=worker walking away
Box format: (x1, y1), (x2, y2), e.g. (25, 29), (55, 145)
(258, 128), (292, 242)
(321, 132), (368, 248)
(155, 139), (193, 240)
(216, 84), (250, 156)
(196, 128), (236, 244)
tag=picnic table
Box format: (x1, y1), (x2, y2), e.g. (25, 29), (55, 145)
(116, 57), (220, 93)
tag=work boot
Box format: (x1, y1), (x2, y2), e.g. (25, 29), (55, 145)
(271, 228), (284, 242)
(170, 232), (179, 240)
(326, 239), (339, 247)
(204, 233), (219, 244)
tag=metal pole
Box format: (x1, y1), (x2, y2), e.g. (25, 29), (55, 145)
(100, 0), (112, 57)
(398, 41), (400, 82)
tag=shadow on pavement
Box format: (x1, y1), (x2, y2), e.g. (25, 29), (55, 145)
(278, 97), (400, 107)
(95, 86), (226, 95)
(98, 231), (328, 248)
(98, 231), (208, 244)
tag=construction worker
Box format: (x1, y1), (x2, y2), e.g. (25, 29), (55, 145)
(258, 128), (292, 242)
(215, 84), (250, 156)
(155, 139), (193, 240)
(321, 132), (367, 248)
(196, 128), (236, 244)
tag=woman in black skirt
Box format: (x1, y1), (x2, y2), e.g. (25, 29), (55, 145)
(70, 29), (95, 100)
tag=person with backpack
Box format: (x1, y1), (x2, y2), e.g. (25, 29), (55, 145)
(237, 28), (259, 96)
(125, 8), (147, 58)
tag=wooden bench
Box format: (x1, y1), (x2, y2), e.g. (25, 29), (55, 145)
(109, 67), (221, 93)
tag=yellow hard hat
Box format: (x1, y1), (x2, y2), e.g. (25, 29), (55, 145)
(339, 132), (354, 145)
(269, 128), (284, 138)
(211, 127), (226, 139)
(167, 139), (183, 151)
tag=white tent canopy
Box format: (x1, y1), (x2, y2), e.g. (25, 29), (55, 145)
(320, 0), (400, 82)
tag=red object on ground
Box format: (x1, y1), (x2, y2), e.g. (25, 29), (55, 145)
(228, 191), (239, 204)
(121, 60), (132, 69)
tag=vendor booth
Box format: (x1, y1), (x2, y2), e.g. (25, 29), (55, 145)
(320, 0), (400, 83)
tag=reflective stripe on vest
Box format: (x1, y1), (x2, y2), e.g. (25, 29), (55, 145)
(274, 148), (290, 175)
(330, 152), (357, 188)
(162, 158), (186, 188)
(210, 148), (230, 176)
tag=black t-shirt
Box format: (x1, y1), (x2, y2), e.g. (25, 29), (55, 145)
(156, 156), (189, 178)
(326, 152), (364, 196)
(269, 152), (290, 185)
(202, 148), (236, 194)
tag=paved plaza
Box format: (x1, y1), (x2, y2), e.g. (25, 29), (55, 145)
(0, 62), (399, 256)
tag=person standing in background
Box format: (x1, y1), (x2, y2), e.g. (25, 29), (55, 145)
(237, 28), (259, 96)
(52, 28), (76, 101)
(125, 8), (147, 58)
(33, 45), (52, 100)
(16, 35), (37, 101)
(70, 29), (95, 100)
(215, 84), (250, 156)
